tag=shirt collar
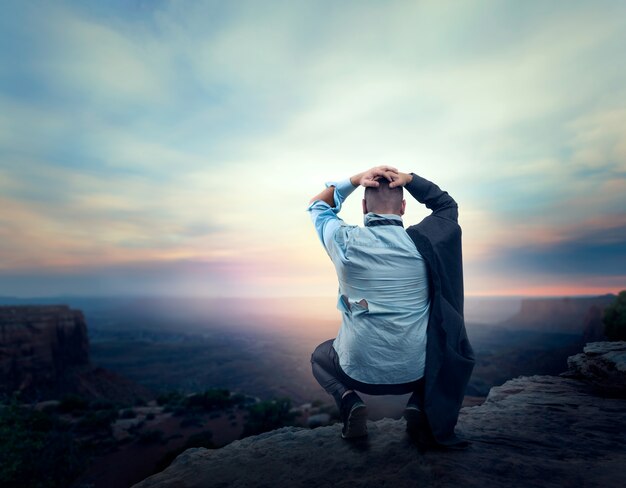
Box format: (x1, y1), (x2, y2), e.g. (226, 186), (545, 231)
(364, 212), (404, 227)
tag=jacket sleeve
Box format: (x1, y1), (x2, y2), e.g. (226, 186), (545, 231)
(404, 173), (458, 223)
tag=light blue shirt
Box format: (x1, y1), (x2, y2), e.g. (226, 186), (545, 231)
(307, 178), (430, 384)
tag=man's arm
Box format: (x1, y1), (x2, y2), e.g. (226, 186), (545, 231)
(308, 186), (335, 207)
(390, 171), (458, 223)
(307, 166), (399, 250)
(307, 178), (356, 250)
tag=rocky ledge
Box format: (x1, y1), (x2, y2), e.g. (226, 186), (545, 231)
(133, 342), (626, 488)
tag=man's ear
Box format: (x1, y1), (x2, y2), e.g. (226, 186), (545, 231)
(362, 198), (368, 215)
(401, 199), (406, 216)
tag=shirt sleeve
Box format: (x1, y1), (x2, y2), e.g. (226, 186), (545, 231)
(306, 177), (357, 252)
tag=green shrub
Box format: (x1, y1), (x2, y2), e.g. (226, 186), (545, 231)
(240, 397), (297, 438)
(0, 401), (87, 488)
(604, 290), (626, 341)
(230, 392), (247, 405)
(154, 430), (216, 473)
(185, 430), (215, 448)
(58, 394), (88, 414)
(156, 391), (185, 406)
(185, 388), (232, 410)
(120, 408), (136, 419)
(77, 409), (118, 434)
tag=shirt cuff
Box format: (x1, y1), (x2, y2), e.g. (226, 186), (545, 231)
(325, 177), (358, 209)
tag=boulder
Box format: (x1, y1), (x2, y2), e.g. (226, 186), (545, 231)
(561, 341), (626, 397)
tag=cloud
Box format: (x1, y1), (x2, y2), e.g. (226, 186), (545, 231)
(477, 216), (626, 279)
(1, 0), (625, 296)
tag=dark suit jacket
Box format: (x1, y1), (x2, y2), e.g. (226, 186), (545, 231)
(404, 173), (475, 446)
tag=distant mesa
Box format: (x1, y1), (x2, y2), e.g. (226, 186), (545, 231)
(502, 294), (616, 333)
(0, 305), (154, 404)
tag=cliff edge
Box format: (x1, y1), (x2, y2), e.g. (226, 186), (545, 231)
(132, 341), (626, 488)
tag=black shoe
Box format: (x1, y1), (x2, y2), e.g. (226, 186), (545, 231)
(340, 392), (368, 439)
(403, 404), (426, 434)
(403, 404), (435, 449)
(404, 405), (472, 451)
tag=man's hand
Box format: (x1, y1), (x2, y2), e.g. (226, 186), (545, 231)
(388, 171), (413, 188)
(350, 165), (399, 187)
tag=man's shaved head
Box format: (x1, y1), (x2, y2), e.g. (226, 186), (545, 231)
(363, 177), (404, 215)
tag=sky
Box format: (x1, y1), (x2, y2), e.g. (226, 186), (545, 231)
(0, 0), (625, 298)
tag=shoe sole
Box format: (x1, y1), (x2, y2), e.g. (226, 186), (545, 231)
(341, 403), (368, 439)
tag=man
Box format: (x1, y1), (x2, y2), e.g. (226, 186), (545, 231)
(308, 166), (474, 450)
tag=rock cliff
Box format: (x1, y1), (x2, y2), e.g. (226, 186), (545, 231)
(0, 305), (89, 393)
(132, 342), (626, 488)
(0, 305), (153, 403)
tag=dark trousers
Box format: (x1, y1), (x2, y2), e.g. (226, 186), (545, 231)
(310, 338), (425, 409)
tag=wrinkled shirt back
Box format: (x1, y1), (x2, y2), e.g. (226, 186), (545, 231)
(307, 179), (430, 384)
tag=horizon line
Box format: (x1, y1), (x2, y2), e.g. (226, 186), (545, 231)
(0, 292), (621, 301)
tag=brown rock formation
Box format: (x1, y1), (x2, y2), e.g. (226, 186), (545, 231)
(0, 305), (153, 403)
(0, 305), (88, 393)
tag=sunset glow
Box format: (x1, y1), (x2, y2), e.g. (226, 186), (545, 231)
(1, 1), (625, 298)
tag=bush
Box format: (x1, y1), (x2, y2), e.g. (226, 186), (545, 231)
(185, 430), (215, 448)
(77, 409), (118, 434)
(0, 401), (87, 488)
(230, 392), (247, 405)
(240, 397), (297, 438)
(156, 391), (185, 406)
(58, 394), (88, 414)
(119, 409), (136, 419)
(154, 430), (216, 473)
(604, 290), (626, 341)
(185, 388), (232, 410)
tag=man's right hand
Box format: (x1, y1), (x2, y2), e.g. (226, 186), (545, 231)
(388, 171), (413, 188)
